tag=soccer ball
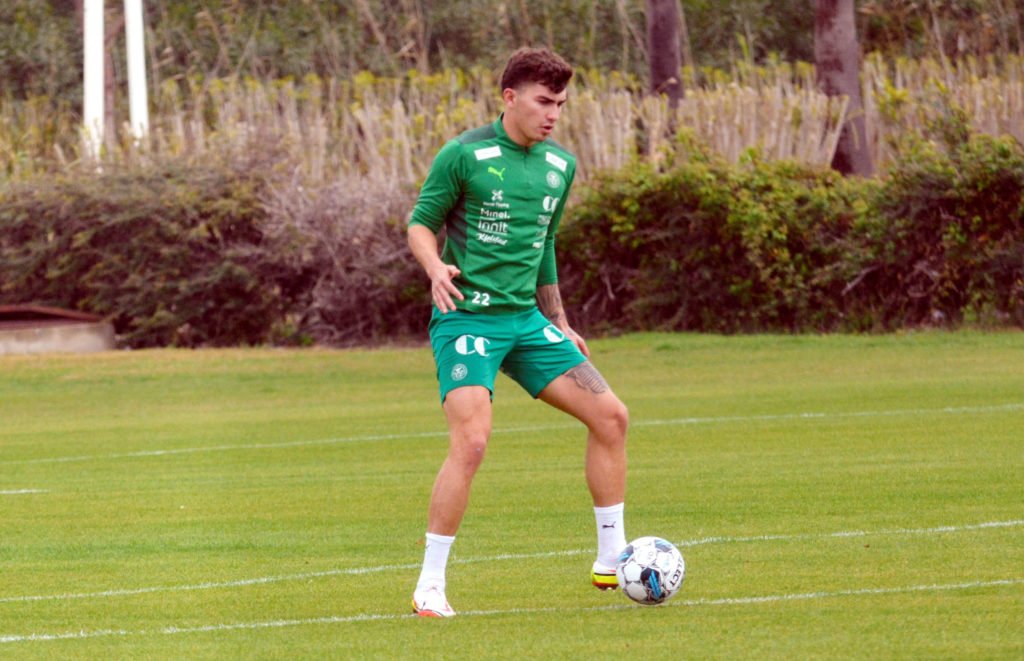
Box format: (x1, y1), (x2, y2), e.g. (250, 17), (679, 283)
(615, 536), (685, 605)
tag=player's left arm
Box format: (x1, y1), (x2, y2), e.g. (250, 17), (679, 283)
(536, 159), (587, 355)
(537, 283), (590, 359)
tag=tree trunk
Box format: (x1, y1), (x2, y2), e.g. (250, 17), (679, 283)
(645, 0), (684, 107)
(815, 0), (873, 176)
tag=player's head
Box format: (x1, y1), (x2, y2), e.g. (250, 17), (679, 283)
(500, 48), (573, 95)
(499, 48), (573, 147)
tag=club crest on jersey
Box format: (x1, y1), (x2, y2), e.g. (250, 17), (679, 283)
(546, 171), (562, 188)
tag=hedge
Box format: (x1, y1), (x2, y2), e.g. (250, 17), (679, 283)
(0, 153), (308, 347)
(560, 132), (1024, 333)
(1, 131), (1021, 348)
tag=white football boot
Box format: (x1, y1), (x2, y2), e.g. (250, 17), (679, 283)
(411, 585), (456, 618)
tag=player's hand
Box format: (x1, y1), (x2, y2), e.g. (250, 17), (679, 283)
(430, 264), (464, 314)
(566, 326), (590, 358)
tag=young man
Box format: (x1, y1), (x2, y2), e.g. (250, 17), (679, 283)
(407, 47), (629, 618)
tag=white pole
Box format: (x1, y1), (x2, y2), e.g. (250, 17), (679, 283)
(123, 0), (149, 143)
(82, 0), (105, 159)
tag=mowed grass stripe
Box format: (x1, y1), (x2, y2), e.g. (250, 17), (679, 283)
(2, 519), (1020, 605)
(4, 402), (1022, 466)
(3, 578), (1021, 645)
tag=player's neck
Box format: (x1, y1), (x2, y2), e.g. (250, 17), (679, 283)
(501, 113), (537, 150)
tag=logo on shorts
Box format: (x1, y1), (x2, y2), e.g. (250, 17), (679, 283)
(451, 364), (468, 381)
(543, 325), (566, 343)
(455, 334), (491, 357)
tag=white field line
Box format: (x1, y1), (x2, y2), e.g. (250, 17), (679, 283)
(5, 402), (1023, 466)
(2, 519), (1021, 606)
(1, 578), (1021, 644)
(0, 489), (48, 495)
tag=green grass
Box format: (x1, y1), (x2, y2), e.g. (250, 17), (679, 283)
(1, 332), (1022, 658)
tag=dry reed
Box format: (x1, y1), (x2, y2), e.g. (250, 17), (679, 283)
(2, 55), (1023, 185)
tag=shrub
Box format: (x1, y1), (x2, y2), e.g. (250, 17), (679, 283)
(0, 153), (304, 347)
(560, 148), (870, 333)
(261, 177), (430, 346)
(855, 131), (1024, 327)
(561, 132), (1024, 334)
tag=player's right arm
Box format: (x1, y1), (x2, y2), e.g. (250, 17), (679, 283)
(408, 224), (463, 314)
(408, 139), (467, 314)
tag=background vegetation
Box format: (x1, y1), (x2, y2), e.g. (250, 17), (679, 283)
(0, 1), (1022, 346)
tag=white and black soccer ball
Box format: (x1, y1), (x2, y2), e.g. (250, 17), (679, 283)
(615, 536), (685, 605)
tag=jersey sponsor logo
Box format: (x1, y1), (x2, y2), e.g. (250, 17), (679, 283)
(455, 334), (491, 356)
(451, 364), (468, 381)
(487, 166), (506, 181)
(475, 146), (502, 161)
(543, 325), (566, 343)
(545, 151), (568, 172)
(479, 220), (509, 235)
(477, 232), (508, 246)
(491, 189), (504, 202)
(480, 207), (510, 221)
(546, 171), (562, 188)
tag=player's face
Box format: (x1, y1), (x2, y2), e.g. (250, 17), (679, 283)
(502, 82), (568, 148)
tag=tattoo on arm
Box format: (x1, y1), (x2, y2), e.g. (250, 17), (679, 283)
(536, 284), (567, 327)
(565, 362), (609, 394)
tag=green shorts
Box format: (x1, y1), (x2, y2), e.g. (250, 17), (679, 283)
(428, 307), (587, 402)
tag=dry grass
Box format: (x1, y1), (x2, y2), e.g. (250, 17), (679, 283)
(2, 55), (1023, 185)
(864, 53), (1024, 167)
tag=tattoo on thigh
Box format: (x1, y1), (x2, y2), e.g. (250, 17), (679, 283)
(566, 362), (609, 394)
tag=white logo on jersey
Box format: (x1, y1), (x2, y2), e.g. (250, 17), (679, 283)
(546, 151), (568, 172)
(491, 189), (503, 202)
(455, 334), (491, 357)
(475, 146), (502, 160)
(546, 171), (562, 188)
(542, 196), (560, 212)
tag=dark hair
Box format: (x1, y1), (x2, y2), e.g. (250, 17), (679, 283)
(500, 47), (573, 94)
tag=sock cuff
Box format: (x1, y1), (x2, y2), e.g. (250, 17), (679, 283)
(425, 532), (456, 545)
(593, 503), (624, 516)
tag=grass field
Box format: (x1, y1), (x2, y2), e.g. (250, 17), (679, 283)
(1, 332), (1022, 658)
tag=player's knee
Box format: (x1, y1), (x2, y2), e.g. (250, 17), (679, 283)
(610, 400), (629, 439)
(597, 398), (629, 441)
(452, 429), (489, 472)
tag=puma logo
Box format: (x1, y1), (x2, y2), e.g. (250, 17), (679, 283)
(488, 166), (506, 181)
(601, 523), (616, 529)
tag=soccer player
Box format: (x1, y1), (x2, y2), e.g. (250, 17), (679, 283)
(407, 47), (629, 617)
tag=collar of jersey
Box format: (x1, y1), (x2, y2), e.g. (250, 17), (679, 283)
(494, 114), (540, 153)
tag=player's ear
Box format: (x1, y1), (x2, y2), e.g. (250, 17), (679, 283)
(502, 87), (517, 107)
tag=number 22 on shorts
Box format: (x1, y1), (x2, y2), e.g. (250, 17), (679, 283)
(471, 291), (491, 306)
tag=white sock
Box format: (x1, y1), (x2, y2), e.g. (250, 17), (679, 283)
(416, 532), (455, 592)
(594, 503), (627, 568)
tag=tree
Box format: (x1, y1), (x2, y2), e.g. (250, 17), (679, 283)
(645, 0), (684, 107)
(815, 0), (874, 176)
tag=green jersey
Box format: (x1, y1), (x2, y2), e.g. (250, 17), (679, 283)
(408, 116), (576, 313)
